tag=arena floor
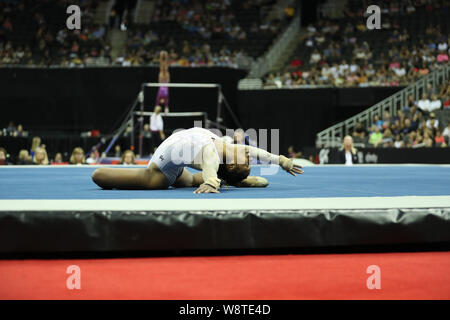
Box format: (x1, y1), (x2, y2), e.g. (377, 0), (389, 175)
(1, 164), (450, 211)
(1, 164), (449, 300)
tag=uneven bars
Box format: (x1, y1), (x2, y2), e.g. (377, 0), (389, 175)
(134, 111), (206, 117)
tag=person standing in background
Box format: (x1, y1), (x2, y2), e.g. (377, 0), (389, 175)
(337, 135), (358, 165)
(150, 105), (165, 153)
(30, 136), (42, 158)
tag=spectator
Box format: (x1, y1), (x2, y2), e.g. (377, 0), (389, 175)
(410, 113), (420, 131)
(0, 147), (10, 165)
(113, 145), (122, 157)
(413, 132), (425, 148)
(290, 56), (302, 68)
(417, 93), (431, 112)
(373, 115), (383, 129)
(423, 131), (434, 147)
(17, 149), (33, 165)
(442, 123), (450, 144)
(53, 152), (64, 164)
(142, 123), (152, 139)
(369, 126), (383, 147)
(337, 135), (358, 165)
(86, 150), (100, 164)
(30, 136), (42, 158)
(352, 122), (367, 140)
(33, 147), (49, 165)
(437, 51), (449, 64)
(429, 94), (442, 111)
(426, 113), (439, 129)
(434, 130), (447, 147)
(287, 146), (302, 159)
(121, 150), (137, 165)
(70, 147), (85, 165)
(394, 134), (404, 148)
(382, 111), (391, 129)
(381, 128), (394, 147)
(13, 124), (28, 137)
(310, 49), (322, 65)
(403, 118), (412, 135)
(5, 121), (16, 135)
(284, 5), (295, 18)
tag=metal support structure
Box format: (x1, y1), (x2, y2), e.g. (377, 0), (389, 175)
(139, 82), (240, 130)
(134, 111), (208, 129)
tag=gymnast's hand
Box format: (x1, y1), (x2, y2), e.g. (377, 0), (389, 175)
(194, 183), (220, 194)
(279, 155), (304, 176)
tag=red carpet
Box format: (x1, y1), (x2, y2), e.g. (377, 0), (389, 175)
(0, 251), (449, 300)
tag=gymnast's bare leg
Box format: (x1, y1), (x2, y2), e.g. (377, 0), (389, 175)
(91, 163), (170, 190)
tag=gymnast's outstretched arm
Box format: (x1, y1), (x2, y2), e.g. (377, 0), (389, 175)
(235, 144), (304, 176)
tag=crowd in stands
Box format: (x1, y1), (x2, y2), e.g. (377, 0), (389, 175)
(0, 0), (111, 67)
(1, 121), (28, 138)
(0, 0), (290, 69)
(265, 0), (449, 88)
(0, 134), (140, 166)
(116, 34), (253, 68)
(115, 0), (287, 68)
(351, 82), (450, 148)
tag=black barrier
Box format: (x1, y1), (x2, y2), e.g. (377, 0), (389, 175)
(237, 87), (403, 153)
(1, 208), (449, 255)
(0, 67), (247, 133)
(311, 147), (450, 164)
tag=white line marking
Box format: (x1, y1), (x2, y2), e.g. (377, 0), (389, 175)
(0, 196), (449, 212)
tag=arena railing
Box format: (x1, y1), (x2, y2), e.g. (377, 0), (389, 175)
(249, 13), (301, 78)
(316, 64), (450, 148)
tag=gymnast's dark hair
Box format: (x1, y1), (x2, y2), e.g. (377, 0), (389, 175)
(217, 163), (250, 185)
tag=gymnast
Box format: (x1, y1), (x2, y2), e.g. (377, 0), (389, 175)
(91, 127), (303, 194)
(156, 50), (170, 113)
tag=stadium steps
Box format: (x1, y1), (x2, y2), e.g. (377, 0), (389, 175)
(94, 0), (113, 25)
(109, 29), (128, 60)
(321, 0), (348, 18)
(271, 28), (307, 72)
(134, 0), (154, 25)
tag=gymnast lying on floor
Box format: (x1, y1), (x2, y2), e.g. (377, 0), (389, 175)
(91, 127), (303, 194)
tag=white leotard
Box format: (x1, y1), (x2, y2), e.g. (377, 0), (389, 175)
(148, 127), (221, 185)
